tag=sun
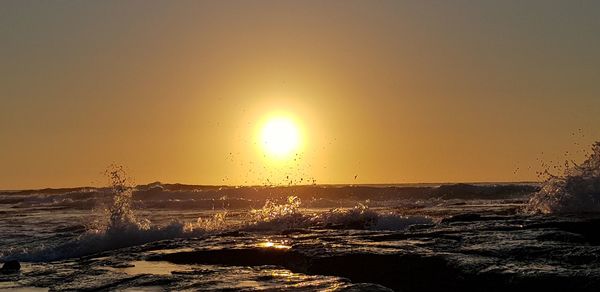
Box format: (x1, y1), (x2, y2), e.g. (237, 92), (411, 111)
(260, 116), (301, 158)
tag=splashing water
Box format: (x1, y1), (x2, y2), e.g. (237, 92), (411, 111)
(317, 203), (432, 230)
(6, 166), (227, 261)
(318, 203), (379, 229)
(526, 141), (600, 214)
(4, 168), (430, 261)
(184, 212), (229, 232)
(94, 165), (150, 234)
(246, 196), (307, 230)
(244, 196), (432, 231)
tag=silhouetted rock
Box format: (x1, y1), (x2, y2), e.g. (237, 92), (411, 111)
(1, 260), (20, 273)
(147, 248), (462, 291)
(528, 218), (600, 244)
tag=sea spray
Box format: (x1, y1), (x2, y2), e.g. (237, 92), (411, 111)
(243, 196), (432, 231)
(526, 141), (600, 214)
(245, 196), (307, 230)
(93, 165), (150, 234)
(184, 212), (229, 232)
(317, 202), (432, 230)
(4, 167), (215, 261)
(2, 168), (431, 261)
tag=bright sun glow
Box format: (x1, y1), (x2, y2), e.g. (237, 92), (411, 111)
(260, 117), (300, 158)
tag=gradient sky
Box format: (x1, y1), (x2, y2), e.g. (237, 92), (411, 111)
(1, 1), (600, 189)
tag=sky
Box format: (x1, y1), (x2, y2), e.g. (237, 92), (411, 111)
(1, 1), (600, 189)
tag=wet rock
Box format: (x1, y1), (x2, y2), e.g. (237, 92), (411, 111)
(308, 253), (462, 292)
(148, 248), (308, 270)
(148, 248), (462, 292)
(528, 218), (600, 244)
(441, 213), (482, 223)
(1, 260), (21, 273)
(536, 231), (586, 243)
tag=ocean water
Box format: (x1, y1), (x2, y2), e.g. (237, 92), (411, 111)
(2, 144), (600, 291)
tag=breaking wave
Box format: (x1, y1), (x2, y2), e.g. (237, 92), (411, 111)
(526, 141), (600, 214)
(244, 196), (432, 231)
(3, 169), (430, 262)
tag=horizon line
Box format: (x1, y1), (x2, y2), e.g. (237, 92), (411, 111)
(0, 180), (542, 192)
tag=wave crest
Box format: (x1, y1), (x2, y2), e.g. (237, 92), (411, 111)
(244, 197), (432, 231)
(526, 141), (600, 214)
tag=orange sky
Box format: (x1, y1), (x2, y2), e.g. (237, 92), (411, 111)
(1, 1), (600, 189)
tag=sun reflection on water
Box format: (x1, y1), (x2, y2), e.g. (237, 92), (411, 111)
(258, 240), (291, 249)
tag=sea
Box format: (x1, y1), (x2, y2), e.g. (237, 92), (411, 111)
(1, 143), (600, 291)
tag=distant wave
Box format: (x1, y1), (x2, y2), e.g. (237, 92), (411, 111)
(0, 183), (538, 210)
